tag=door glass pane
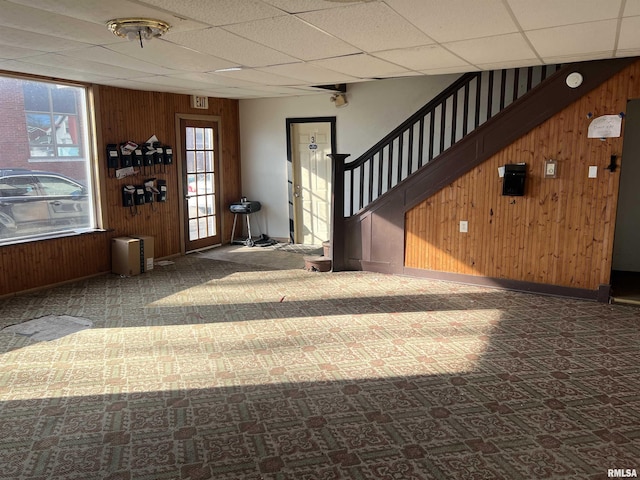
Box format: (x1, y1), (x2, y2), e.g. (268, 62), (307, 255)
(196, 151), (205, 172)
(208, 216), (216, 236)
(186, 151), (196, 174)
(198, 217), (207, 239)
(186, 127), (195, 150)
(195, 128), (204, 149)
(205, 151), (214, 172)
(189, 219), (198, 240)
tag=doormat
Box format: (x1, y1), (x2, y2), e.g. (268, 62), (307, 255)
(2, 315), (92, 341)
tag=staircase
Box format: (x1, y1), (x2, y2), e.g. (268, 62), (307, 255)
(330, 58), (636, 273)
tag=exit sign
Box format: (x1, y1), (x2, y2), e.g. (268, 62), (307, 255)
(191, 95), (208, 109)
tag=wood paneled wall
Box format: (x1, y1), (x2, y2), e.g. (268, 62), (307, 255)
(0, 231), (112, 295)
(0, 86), (241, 297)
(405, 60), (640, 291)
(96, 86), (241, 258)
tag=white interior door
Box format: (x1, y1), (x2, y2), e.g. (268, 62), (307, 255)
(292, 122), (332, 245)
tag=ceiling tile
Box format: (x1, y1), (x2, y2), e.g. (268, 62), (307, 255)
(223, 15), (359, 61)
(508, 0), (622, 30)
(616, 49), (640, 58)
(444, 33), (537, 66)
(0, 44), (45, 60)
(541, 51), (614, 64)
(419, 65), (480, 75)
(257, 63), (358, 84)
(60, 46), (176, 75)
(373, 44), (470, 71)
(310, 54), (410, 79)
(476, 58), (543, 70)
(299, 2), (433, 52)
(212, 68), (302, 86)
(118, 75), (205, 88)
(261, 0), (368, 13)
(163, 28), (297, 68)
(107, 39), (237, 73)
(618, 16), (640, 51)
(0, 25), (89, 51)
(20, 53), (150, 79)
(136, 0), (285, 26)
(167, 72), (270, 88)
(624, 0), (640, 16)
(0, 58), (114, 83)
(0, 0), (116, 44)
(384, 0), (518, 43)
(526, 19), (617, 59)
(103, 78), (193, 92)
(6, 0), (206, 33)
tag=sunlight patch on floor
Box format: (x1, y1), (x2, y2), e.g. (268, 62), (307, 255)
(0, 309), (501, 401)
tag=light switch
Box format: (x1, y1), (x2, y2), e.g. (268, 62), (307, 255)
(588, 166), (598, 178)
(460, 220), (468, 233)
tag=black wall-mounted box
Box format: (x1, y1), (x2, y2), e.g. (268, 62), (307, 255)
(502, 164), (526, 196)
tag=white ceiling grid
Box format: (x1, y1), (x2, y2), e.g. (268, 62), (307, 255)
(0, 0), (638, 99)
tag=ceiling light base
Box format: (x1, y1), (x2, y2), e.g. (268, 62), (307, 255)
(107, 18), (171, 45)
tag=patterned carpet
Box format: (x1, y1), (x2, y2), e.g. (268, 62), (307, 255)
(0, 250), (639, 479)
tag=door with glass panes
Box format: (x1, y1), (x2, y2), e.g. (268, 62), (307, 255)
(181, 119), (221, 251)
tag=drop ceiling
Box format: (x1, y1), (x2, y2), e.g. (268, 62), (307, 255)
(0, 0), (638, 99)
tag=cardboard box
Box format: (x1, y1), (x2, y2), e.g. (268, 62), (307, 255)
(111, 235), (154, 276)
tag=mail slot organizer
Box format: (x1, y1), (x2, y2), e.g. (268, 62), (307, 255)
(106, 141), (173, 176)
(502, 163), (527, 196)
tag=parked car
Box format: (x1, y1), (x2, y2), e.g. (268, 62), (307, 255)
(0, 169), (89, 239)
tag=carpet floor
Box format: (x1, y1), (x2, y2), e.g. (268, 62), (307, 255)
(0, 248), (639, 479)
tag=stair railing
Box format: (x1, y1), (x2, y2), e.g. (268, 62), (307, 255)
(340, 65), (561, 217)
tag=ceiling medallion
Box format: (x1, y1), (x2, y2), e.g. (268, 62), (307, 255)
(107, 18), (171, 47)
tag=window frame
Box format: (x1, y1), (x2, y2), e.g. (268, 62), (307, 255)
(0, 73), (100, 247)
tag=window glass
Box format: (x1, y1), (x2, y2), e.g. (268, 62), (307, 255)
(52, 88), (77, 114)
(22, 83), (81, 159)
(0, 176), (39, 197)
(37, 176), (83, 196)
(1, 75), (95, 244)
(23, 82), (50, 111)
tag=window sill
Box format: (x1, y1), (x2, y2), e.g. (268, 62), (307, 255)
(0, 228), (108, 247)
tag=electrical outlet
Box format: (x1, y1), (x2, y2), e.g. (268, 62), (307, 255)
(460, 220), (468, 233)
(588, 166), (598, 178)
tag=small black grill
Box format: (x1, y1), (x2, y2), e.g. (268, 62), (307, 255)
(229, 201), (261, 214)
(230, 200), (262, 246)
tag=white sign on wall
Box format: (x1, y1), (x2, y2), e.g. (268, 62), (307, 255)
(588, 114), (623, 138)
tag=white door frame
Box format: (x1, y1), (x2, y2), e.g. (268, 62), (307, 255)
(285, 117), (337, 243)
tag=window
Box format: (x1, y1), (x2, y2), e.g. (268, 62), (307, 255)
(0, 75), (95, 244)
(23, 82), (82, 159)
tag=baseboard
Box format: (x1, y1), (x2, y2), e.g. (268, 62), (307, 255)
(402, 267), (603, 301)
(0, 270), (111, 300)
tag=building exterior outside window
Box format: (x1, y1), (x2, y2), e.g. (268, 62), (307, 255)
(0, 75), (95, 244)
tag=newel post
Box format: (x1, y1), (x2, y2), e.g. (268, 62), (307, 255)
(328, 153), (349, 272)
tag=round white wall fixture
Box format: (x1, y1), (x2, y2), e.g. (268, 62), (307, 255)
(566, 72), (583, 88)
